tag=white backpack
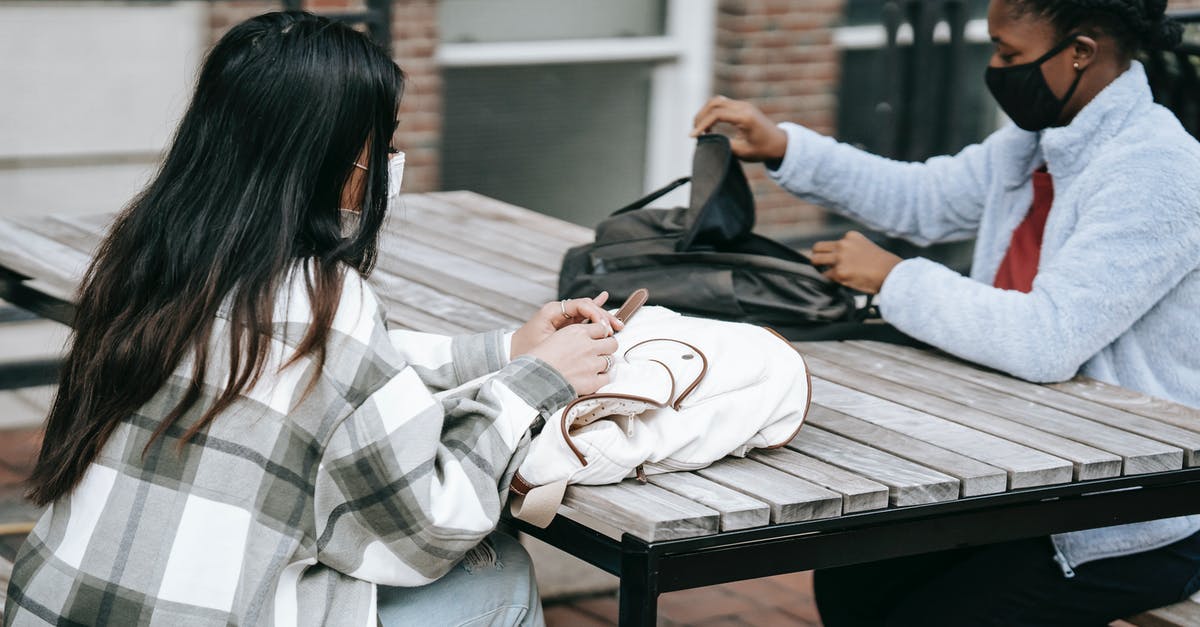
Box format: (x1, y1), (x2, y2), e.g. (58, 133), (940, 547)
(510, 290), (812, 527)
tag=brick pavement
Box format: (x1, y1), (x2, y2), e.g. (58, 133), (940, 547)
(545, 571), (822, 627)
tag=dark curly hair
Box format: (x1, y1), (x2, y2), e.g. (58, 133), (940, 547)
(1009, 0), (1184, 56)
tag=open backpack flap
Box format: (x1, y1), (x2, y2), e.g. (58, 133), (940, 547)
(508, 289), (813, 528)
(558, 133), (884, 340)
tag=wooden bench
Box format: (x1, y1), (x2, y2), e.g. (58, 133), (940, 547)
(1127, 598), (1200, 627)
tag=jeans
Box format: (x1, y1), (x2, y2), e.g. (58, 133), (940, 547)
(376, 532), (545, 627)
(814, 531), (1200, 626)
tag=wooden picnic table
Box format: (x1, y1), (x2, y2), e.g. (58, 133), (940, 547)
(2, 192), (1200, 626)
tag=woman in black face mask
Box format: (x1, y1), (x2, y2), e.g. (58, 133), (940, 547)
(693, 0), (1200, 624)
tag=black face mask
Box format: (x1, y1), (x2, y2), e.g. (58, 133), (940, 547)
(985, 33), (1084, 131)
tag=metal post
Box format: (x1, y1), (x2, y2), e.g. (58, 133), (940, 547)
(905, 0), (938, 160)
(879, 1), (904, 159)
(367, 0), (393, 54)
(941, 0), (968, 153)
(617, 536), (660, 627)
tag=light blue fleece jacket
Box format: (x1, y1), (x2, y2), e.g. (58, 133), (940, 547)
(769, 62), (1200, 574)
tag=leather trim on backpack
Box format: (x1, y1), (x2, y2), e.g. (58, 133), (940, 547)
(760, 326), (813, 449)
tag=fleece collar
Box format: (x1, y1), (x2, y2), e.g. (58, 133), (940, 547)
(1041, 61), (1153, 179)
(1004, 61), (1153, 188)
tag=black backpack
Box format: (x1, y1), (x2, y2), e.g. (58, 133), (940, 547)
(559, 134), (919, 342)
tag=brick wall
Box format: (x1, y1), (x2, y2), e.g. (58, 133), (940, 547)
(207, 0), (441, 193)
(389, 1), (440, 194)
(206, 0), (1197, 239)
(714, 0), (846, 242)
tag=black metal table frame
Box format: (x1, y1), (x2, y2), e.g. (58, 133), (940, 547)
(513, 467), (1200, 626)
(0, 269), (72, 390)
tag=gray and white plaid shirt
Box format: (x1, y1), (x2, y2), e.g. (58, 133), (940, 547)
(4, 269), (573, 626)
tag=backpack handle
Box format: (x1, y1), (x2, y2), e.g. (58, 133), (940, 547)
(611, 176), (691, 216)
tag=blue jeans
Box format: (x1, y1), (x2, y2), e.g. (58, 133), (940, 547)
(814, 530), (1200, 626)
(376, 532), (545, 627)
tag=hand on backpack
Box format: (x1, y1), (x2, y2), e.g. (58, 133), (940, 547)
(811, 231), (903, 295)
(525, 323), (620, 396)
(690, 95), (788, 163)
(511, 292), (623, 360)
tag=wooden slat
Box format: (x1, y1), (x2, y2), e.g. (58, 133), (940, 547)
(377, 232), (552, 309)
(748, 447), (889, 513)
(695, 457), (843, 523)
(396, 197), (569, 271)
(647, 472), (771, 531)
(63, 212), (116, 231)
(1126, 599), (1200, 627)
(42, 215), (111, 252)
(806, 405), (1011, 495)
(394, 221), (558, 283)
(798, 344), (1122, 481)
(811, 378), (1073, 489)
(0, 220), (88, 298)
(561, 481), (719, 542)
(850, 341), (1200, 464)
(787, 427), (960, 507)
(850, 341), (1186, 474)
(372, 252), (540, 322)
(1049, 376), (1200, 436)
(368, 267), (523, 331)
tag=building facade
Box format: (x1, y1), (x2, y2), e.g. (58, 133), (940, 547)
(3, 0), (1198, 242)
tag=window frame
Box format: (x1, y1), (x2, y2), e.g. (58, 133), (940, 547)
(436, 0), (716, 207)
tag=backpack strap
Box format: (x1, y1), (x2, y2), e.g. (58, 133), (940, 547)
(613, 288), (649, 324)
(611, 177), (691, 216)
(508, 478), (569, 528)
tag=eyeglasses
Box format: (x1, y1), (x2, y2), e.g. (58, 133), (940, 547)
(353, 147), (401, 171)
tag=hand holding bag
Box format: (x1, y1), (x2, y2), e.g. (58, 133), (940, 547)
(558, 134), (869, 339)
(509, 289), (812, 527)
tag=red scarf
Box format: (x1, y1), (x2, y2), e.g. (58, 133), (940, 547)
(993, 166), (1054, 293)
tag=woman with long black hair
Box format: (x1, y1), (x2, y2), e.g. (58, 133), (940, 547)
(693, 0), (1200, 624)
(5, 11), (620, 626)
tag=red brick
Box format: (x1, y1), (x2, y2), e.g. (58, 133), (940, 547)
(572, 594), (620, 622)
(732, 607), (818, 626)
(658, 587), (758, 624)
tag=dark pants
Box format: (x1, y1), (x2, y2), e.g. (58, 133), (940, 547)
(814, 532), (1200, 626)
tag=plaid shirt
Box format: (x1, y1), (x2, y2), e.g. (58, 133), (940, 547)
(4, 269), (573, 626)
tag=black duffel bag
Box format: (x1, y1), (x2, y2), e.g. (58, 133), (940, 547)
(559, 134), (918, 343)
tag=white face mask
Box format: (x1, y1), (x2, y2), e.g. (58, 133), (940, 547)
(387, 151), (405, 205)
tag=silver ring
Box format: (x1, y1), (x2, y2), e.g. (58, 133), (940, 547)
(559, 299), (572, 320)
(601, 354), (613, 374)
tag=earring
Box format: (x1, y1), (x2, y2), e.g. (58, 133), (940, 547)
(1073, 62), (1080, 70)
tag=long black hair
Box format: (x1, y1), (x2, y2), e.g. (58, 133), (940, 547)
(27, 11), (405, 506)
(1010, 0), (1184, 55)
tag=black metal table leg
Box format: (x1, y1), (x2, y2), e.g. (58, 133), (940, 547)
(618, 535), (660, 627)
(0, 268), (75, 326)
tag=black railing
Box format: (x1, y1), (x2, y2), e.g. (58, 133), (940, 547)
(1144, 10), (1200, 138)
(873, 3), (1200, 157)
(877, 0), (974, 161)
(280, 0), (392, 52)
(825, 4), (1200, 269)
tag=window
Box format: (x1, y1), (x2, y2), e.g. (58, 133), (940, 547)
(438, 0), (715, 226)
